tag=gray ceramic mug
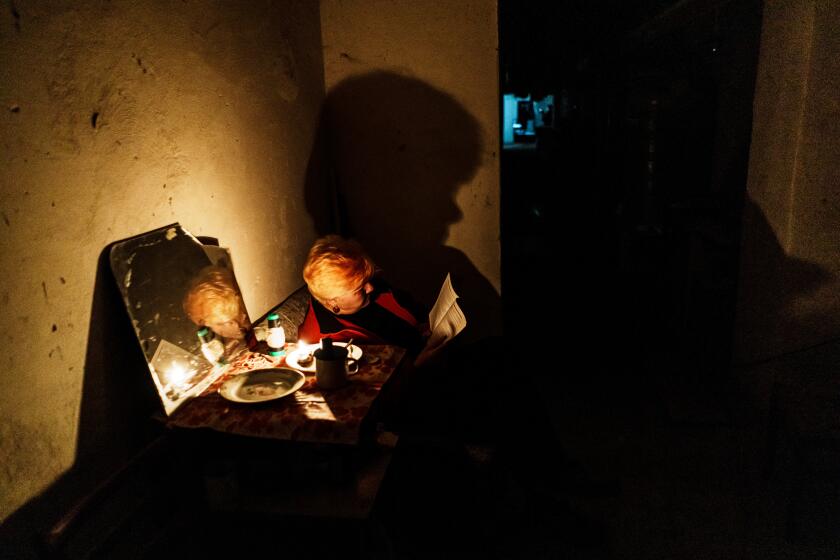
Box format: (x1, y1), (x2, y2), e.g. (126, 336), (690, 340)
(314, 348), (359, 389)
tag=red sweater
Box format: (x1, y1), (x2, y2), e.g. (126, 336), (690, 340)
(297, 282), (426, 352)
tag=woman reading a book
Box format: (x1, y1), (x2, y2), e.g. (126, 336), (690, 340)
(298, 235), (445, 366)
(298, 237), (584, 494)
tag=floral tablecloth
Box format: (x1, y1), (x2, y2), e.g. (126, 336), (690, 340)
(168, 344), (406, 445)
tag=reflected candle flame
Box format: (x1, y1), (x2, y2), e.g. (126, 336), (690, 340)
(167, 361), (191, 389)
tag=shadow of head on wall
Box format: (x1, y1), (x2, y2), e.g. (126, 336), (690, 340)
(305, 71), (500, 339)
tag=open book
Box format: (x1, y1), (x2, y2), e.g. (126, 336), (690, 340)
(427, 273), (467, 348)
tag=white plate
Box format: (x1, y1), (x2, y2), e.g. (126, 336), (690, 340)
(218, 368), (305, 403)
(285, 342), (363, 373)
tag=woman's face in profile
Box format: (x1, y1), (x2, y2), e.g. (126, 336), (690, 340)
(207, 316), (247, 339)
(326, 282), (374, 315)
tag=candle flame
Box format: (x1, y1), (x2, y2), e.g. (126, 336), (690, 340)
(168, 362), (190, 388)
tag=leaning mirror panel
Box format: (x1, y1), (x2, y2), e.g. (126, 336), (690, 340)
(109, 223), (251, 415)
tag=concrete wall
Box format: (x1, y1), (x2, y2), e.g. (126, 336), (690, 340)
(319, 0), (501, 339)
(0, 0), (324, 521)
(735, 0), (840, 364)
(733, 0), (840, 468)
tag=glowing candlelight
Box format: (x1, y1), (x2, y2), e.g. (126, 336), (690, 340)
(168, 363), (189, 388)
(296, 340), (314, 366)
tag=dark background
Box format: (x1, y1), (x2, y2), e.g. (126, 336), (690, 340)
(501, 0), (762, 391)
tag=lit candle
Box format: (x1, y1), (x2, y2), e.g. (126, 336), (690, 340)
(296, 341), (313, 366)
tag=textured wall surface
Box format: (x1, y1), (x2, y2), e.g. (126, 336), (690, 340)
(735, 0), (840, 362)
(0, 0), (324, 520)
(319, 0), (501, 337)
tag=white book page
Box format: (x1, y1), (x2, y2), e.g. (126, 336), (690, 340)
(427, 273), (467, 347)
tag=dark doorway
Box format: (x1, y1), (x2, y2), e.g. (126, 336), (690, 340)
(500, 0), (762, 391)
(499, 0), (766, 556)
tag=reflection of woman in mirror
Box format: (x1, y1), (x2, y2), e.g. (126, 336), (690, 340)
(298, 235), (444, 366)
(183, 266), (252, 346)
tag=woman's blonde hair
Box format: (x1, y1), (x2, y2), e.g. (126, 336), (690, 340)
(302, 235), (376, 302)
(183, 266), (247, 327)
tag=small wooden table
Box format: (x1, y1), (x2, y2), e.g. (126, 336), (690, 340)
(168, 344), (406, 445)
(166, 344), (407, 540)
